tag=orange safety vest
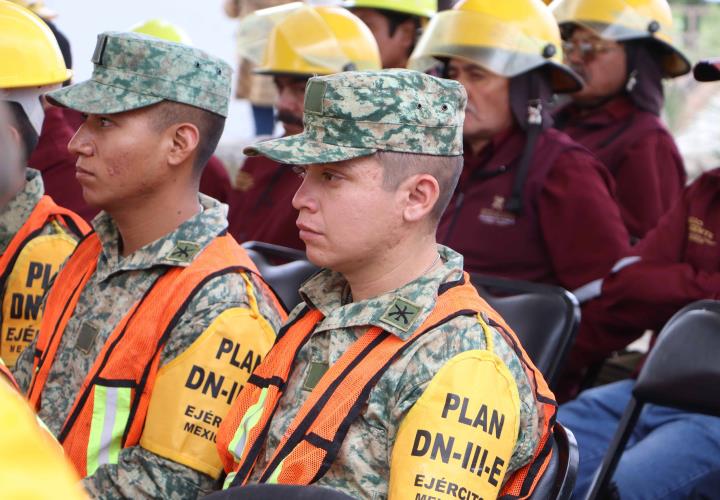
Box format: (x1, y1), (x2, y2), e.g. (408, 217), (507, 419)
(217, 274), (556, 499)
(0, 196), (89, 366)
(26, 232), (284, 477)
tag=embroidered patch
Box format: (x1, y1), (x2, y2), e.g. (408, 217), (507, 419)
(303, 361), (329, 392)
(380, 297), (422, 332)
(75, 321), (100, 354)
(167, 241), (201, 263)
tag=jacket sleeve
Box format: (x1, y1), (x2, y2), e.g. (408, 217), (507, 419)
(537, 151), (631, 290)
(81, 272), (284, 499)
(563, 182), (720, 390)
(613, 129), (686, 240)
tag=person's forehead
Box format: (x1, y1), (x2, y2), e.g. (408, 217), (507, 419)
(568, 26), (605, 42)
(448, 58), (499, 77)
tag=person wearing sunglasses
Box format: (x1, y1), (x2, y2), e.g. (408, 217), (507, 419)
(552, 0), (691, 242)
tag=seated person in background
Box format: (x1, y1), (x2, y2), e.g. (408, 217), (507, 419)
(0, 93), (87, 500)
(346, 0), (435, 69)
(0, 2), (89, 369)
(557, 58), (720, 500)
(553, 0), (689, 240)
(217, 69), (557, 500)
(13, 32), (285, 498)
(409, 0), (630, 291)
(226, 4), (381, 250)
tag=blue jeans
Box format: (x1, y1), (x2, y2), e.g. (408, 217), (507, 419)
(558, 380), (720, 499)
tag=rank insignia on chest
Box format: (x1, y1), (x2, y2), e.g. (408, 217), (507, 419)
(303, 361), (329, 391)
(75, 321), (100, 354)
(167, 241), (201, 263)
(380, 297), (422, 332)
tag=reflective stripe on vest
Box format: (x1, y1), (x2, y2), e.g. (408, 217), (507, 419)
(26, 232), (282, 477)
(216, 274), (556, 498)
(86, 384), (132, 475)
(0, 196), (89, 367)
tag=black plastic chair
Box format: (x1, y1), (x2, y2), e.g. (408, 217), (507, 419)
(241, 241), (319, 312)
(529, 423), (579, 500)
(470, 274), (581, 388)
(584, 300), (720, 500)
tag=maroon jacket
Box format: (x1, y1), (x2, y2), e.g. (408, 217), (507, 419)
(559, 168), (720, 399)
(29, 107), (232, 222)
(556, 96), (686, 240)
(226, 155), (304, 250)
(438, 126), (630, 291)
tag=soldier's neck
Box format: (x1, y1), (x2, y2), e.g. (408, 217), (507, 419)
(344, 235), (439, 303)
(110, 189), (201, 257)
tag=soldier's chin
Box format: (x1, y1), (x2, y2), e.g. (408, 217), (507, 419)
(304, 244), (333, 270)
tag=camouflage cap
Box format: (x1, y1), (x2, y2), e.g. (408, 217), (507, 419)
(244, 69), (466, 164)
(46, 31), (232, 117)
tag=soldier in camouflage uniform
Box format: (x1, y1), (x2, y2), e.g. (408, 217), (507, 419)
(0, 1), (89, 369)
(216, 70), (556, 499)
(13, 32), (285, 499)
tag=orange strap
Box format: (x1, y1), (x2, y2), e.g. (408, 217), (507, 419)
(222, 275), (486, 486)
(0, 196), (89, 279)
(26, 234), (100, 406)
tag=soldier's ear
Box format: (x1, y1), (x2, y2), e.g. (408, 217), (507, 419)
(167, 122), (200, 169)
(401, 173), (439, 224)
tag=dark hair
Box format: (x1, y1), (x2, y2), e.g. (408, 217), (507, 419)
(150, 101), (225, 174)
(377, 151), (463, 223)
(5, 101), (38, 163)
(374, 8), (421, 56)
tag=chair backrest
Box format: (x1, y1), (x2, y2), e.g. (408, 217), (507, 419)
(529, 423), (579, 500)
(204, 484), (354, 500)
(470, 274), (580, 387)
(584, 300), (720, 500)
(242, 241), (319, 312)
(633, 300), (720, 415)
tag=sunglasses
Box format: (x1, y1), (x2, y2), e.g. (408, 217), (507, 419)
(561, 40), (618, 62)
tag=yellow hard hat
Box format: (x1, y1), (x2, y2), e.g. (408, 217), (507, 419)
(409, 0), (582, 92)
(343, 0), (437, 18)
(237, 2), (381, 76)
(0, 0), (71, 88)
(551, 0), (690, 77)
(129, 18), (193, 45)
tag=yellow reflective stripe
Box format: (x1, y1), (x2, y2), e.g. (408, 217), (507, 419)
(222, 471), (237, 490)
(266, 458), (284, 484)
(86, 385), (132, 475)
(229, 387), (269, 462)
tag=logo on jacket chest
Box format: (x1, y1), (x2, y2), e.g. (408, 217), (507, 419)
(688, 217), (716, 247)
(478, 196), (516, 227)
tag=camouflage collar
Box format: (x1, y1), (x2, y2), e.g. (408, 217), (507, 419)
(299, 245), (465, 340)
(0, 169), (44, 254)
(92, 194), (228, 282)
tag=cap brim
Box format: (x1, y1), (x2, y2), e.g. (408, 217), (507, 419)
(244, 133), (376, 165)
(46, 79), (163, 114)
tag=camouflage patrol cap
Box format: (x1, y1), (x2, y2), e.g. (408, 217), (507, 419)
(46, 31), (231, 117)
(244, 69), (466, 164)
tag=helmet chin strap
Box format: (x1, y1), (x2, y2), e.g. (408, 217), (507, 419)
(0, 84), (60, 135)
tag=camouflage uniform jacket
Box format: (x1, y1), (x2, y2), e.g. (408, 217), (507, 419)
(247, 245), (541, 499)
(14, 195), (284, 500)
(0, 169), (72, 253)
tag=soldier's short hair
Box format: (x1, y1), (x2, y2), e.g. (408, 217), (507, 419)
(377, 151), (463, 223)
(149, 101), (225, 174)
